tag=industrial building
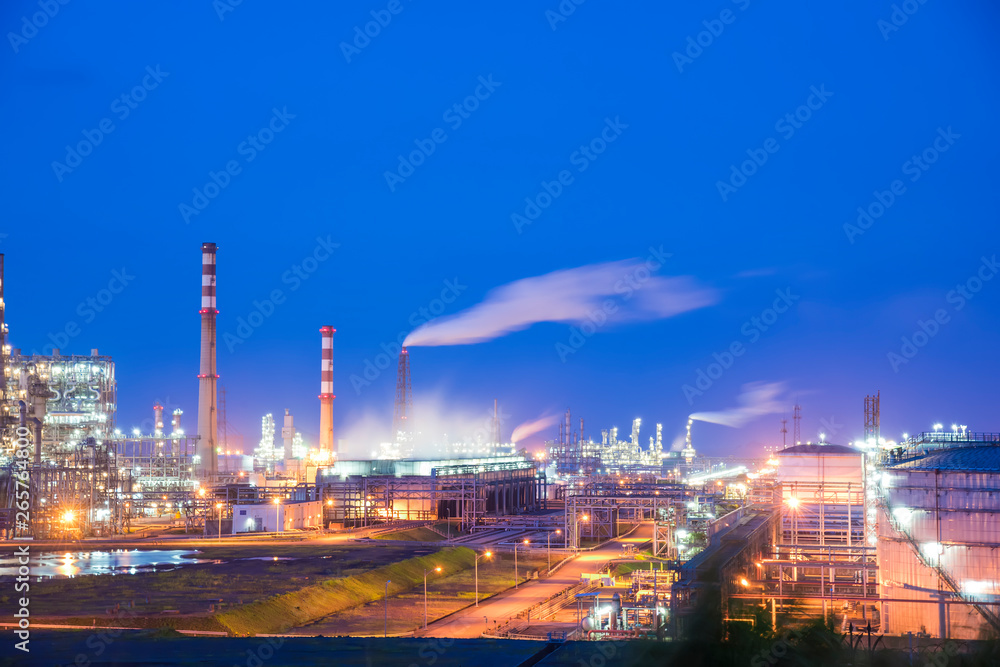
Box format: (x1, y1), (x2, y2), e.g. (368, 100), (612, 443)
(316, 455), (544, 528)
(680, 401), (1000, 642)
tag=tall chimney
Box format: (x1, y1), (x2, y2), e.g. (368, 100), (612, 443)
(153, 403), (164, 435)
(197, 242), (218, 478)
(319, 326), (335, 453)
(172, 408), (183, 435)
(283, 408), (294, 462)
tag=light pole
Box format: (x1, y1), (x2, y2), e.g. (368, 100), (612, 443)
(576, 514), (589, 550)
(216, 503), (223, 542)
(446, 508), (450, 539)
(384, 579), (391, 637)
(515, 539), (528, 588)
(423, 566), (441, 629)
(273, 497), (281, 533)
(548, 529), (561, 572)
(475, 551), (492, 606)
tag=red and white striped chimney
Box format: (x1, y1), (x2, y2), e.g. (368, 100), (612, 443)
(197, 242), (219, 478)
(319, 326), (335, 454)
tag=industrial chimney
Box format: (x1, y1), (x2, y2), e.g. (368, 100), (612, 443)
(154, 403), (164, 435)
(172, 408), (183, 435)
(319, 326), (335, 454)
(283, 408), (294, 462)
(197, 242), (219, 478)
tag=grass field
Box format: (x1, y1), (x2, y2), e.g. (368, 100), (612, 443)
(215, 547), (476, 635)
(301, 552), (552, 636)
(374, 526), (446, 542)
(612, 560), (670, 577)
(22, 542), (419, 623)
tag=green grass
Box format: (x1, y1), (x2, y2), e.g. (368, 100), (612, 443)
(373, 526), (445, 542)
(612, 561), (670, 577)
(213, 546), (476, 636)
(29, 544), (415, 618)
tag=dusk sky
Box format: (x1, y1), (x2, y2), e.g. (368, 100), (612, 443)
(2, 1), (998, 456)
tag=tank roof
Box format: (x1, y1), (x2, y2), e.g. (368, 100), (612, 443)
(890, 446), (1000, 472)
(777, 443), (861, 456)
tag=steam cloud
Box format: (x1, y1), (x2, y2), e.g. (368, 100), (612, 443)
(403, 259), (718, 347)
(510, 414), (561, 444)
(689, 381), (786, 428)
(337, 394), (510, 459)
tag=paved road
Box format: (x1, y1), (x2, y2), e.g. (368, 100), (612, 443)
(417, 524), (652, 638)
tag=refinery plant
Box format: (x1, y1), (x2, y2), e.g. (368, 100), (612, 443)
(0, 244), (998, 645)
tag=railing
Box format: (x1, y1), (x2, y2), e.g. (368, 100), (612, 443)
(516, 579), (597, 621)
(707, 506), (745, 541)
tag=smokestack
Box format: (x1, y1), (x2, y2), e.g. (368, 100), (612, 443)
(172, 408), (182, 435)
(283, 408), (294, 462)
(319, 326), (335, 453)
(154, 403), (164, 435)
(197, 242), (219, 478)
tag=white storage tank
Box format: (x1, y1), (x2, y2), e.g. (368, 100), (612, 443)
(879, 446), (1000, 639)
(776, 443), (865, 546)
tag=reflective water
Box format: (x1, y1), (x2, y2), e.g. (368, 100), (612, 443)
(0, 549), (203, 578)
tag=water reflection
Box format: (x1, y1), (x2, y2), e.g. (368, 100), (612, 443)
(0, 550), (203, 579)
(59, 553), (75, 577)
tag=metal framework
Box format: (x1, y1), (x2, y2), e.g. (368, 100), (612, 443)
(749, 480), (878, 628)
(793, 404), (801, 445)
(864, 392), (881, 548)
(564, 481), (691, 550)
(319, 461), (544, 529)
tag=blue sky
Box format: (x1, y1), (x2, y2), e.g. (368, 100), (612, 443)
(2, 0), (999, 455)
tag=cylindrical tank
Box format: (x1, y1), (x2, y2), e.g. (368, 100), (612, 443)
(775, 443), (864, 546)
(879, 446), (1000, 638)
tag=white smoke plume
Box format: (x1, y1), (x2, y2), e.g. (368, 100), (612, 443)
(337, 393), (512, 459)
(689, 381), (786, 428)
(511, 413), (561, 444)
(403, 259), (718, 347)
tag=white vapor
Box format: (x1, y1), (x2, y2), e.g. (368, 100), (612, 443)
(403, 259), (718, 347)
(336, 393), (511, 459)
(689, 381), (786, 428)
(511, 413), (561, 444)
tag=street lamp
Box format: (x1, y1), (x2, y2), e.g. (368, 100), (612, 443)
(384, 579), (391, 637)
(515, 539), (529, 589)
(273, 497), (281, 533)
(547, 529), (561, 572)
(446, 507), (450, 539)
(215, 503), (223, 542)
(475, 551), (492, 606)
(576, 514), (590, 550)
(423, 567), (442, 629)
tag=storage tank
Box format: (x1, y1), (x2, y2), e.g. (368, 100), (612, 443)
(878, 445), (1000, 639)
(776, 443), (865, 546)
